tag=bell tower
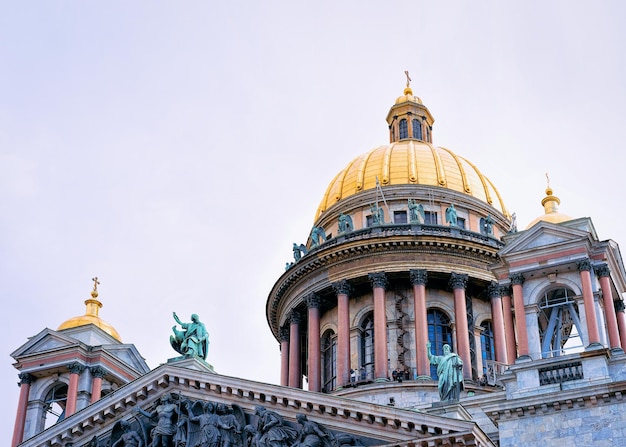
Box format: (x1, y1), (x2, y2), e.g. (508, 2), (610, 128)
(10, 279), (151, 447)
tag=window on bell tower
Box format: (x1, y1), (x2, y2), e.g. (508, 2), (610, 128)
(538, 287), (583, 357)
(412, 119), (422, 140)
(399, 119), (408, 139)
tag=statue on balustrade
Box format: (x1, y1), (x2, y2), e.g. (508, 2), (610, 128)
(338, 213), (353, 233)
(170, 312), (209, 360)
(309, 226), (327, 248)
(408, 199), (424, 224)
(426, 342), (464, 401)
(445, 204), (457, 226)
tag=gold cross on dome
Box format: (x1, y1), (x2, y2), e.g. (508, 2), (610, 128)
(404, 70), (412, 88)
(92, 277), (100, 292)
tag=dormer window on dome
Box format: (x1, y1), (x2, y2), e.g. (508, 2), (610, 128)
(386, 73), (434, 143)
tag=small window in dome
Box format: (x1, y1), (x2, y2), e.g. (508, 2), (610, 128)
(399, 119), (408, 139)
(412, 119), (422, 140)
(394, 210), (407, 224)
(457, 217), (466, 229)
(424, 211), (438, 225)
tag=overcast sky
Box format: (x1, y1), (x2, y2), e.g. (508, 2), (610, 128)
(2, 1), (626, 441)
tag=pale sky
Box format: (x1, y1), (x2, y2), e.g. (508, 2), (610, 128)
(2, 1), (626, 441)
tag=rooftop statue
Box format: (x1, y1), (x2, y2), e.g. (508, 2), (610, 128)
(426, 342), (464, 401)
(369, 204), (385, 225)
(309, 226), (327, 248)
(338, 213), (353, 234)
(408, 199), (424, 224)
(445, 204), (458, 227)
(170, 312), (209, 360)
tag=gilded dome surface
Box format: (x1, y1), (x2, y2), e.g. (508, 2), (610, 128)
(525, 186), (573, 229)
(58, 290), (122, 342)
(316, 140), (508, 219)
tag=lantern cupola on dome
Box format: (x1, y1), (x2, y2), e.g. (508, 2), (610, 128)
(385, 71), (435, 143)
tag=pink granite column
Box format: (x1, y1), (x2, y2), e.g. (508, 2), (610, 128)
(578, 259), (601, 345)
(615, 300), (626, 350)
(333, 280), (351, 388)
(450, 273), (471, 379)
(501, 287), (516, 363)
(306, 294), (321, 392)
(288, 312), (302, 388)
(279, 326), (290, 387)
(488, 282), (508, 364)
(369, 272), (389, 380)
(65, 362), (85, 417)
(596, 264), (621, 349)
(90, 366), (106, 403)
(511, 274), (529, 358)
(410, 269), (430, 377)
(11, 373), (34, 447)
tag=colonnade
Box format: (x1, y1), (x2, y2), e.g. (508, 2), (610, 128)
(280, 269), (478, 391)
(279, 260), (626, 392)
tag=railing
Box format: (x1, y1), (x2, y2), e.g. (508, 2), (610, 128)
(482, 360), (508, 386)
(538, 361), (583, 386)
(308, 222), (505, 255)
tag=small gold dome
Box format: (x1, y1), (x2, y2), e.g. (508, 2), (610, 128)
(526, 185), (573, 229)
(316, 140), (508, 219)
(395, 86), (423, 105)
(57, 280), (122, 342)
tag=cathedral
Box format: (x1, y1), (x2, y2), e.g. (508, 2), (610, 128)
(11, 79), (626, 447)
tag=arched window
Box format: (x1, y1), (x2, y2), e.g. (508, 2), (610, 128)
(44, 383), (68, 429)
(538, 288), (583, 357)
(412, 119), (422, 140)
(360, 313), (374, 381)
(321, 330), (336, 392)
(399, 119), (408, 139)
(480, 320), (495, 377)
(427, 309), (452, 379)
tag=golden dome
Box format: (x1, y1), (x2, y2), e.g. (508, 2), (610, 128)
(395, 86), (423, 105)
(57, 279), (122, 342)
(316, 140), (508, 219)
(525, 185), (573, 229)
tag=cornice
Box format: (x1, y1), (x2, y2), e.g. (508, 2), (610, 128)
(19, 362), (485, 447)
(483, 383), (626, 423)
(268, 231), (502, 337)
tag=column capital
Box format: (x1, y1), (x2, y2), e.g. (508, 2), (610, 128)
(409, 269), (428, 286)
(289, 311), (301, 325)
(305, 293), (321, 309)
(510, 273), (525, 285)
(67, 362), (86, 375)
(90, 366), (107, 379)
(332, 279), (352, 296)
(488, 281), (503, 298)
(18, 372), (36, 386)
(368, 272), (388, 289)
(449, 272), (468, 290)
(279, 325), (290, 342)
(577, 258), (592, 272)
(615, 299), (626, 313)
(595, 263), (611, 277)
